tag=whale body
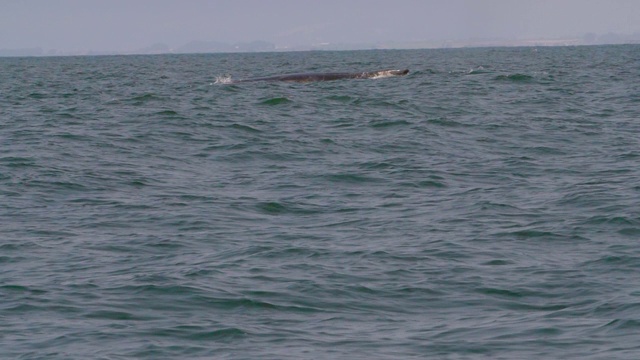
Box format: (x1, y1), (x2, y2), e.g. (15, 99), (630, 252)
(230, 69), (409, 83)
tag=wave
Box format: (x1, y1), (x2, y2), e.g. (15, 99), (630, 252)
(494, 74), (534, 82)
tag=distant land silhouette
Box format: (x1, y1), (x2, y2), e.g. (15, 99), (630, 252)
(2, 32), (639, 57)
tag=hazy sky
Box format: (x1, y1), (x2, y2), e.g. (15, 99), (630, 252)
(2, 0), (640, 52)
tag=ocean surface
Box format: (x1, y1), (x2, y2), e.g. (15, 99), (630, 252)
(1, 45), (640, 359)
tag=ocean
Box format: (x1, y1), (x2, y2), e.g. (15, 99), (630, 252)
(1, 45), (639, 359)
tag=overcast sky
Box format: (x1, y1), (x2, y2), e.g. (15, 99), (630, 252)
(2, 0), (639, 52)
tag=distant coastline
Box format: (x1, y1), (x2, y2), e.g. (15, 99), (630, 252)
(2, 32), (639, 57)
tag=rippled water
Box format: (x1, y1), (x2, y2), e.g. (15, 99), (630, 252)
(2, 45), (640, 359)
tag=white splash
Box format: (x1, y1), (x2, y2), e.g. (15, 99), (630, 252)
(214, 75), (233, 84)
(369, 70), (398, 79)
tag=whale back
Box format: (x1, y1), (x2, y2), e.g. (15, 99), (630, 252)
(230, 69), (409, 83)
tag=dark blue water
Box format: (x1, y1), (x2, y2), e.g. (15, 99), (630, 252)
(2, 46), (640, 359)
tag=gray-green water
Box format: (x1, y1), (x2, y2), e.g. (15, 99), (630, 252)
(1, 46), (640, 359)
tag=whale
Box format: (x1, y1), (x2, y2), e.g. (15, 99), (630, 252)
(229, 69), (409, 83)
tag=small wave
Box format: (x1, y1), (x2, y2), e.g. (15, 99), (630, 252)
(601, 319), (640, 331)
(0, 156), (37, 167)
(187, 327), (246, 340)
(126, 93), (163, 105)
(427, 117), (465, 127)
(325, 95), (356, 103)
(256, 201), (288, 215)
(28, 92), (47, 99)
(255, 201), (322, 216)
(323, 173), (381, 184)
(407, 179), (447, 189)
(370, 120), (411, 128)
(494, 74), (533, 82)
(84, 310), (138, 320)
(259, 97), (292, 105)
(229, 123), (261, 132)
(161, 109), (179, 115)
(153, 109), (187, 119)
